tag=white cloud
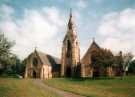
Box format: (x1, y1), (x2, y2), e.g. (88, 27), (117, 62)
(69, 0), (87, 10)
(0, 4), (66, 59)
(77, 0), (87, 9)
(0, 4), (14, 20)
(97, 8), (135, 54)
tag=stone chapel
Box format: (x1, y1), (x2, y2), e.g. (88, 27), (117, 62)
(24, 49), (61, 79)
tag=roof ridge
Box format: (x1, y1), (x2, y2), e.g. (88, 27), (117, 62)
(35, 50), (60, 65)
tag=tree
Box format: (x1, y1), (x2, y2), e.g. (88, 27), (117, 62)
(0, 32), (15, 72)
(114, 52), (134, 79)
(114, 51), (125, 78)
(91, 48), (114, 67)
(91, 48), (114, 76)
(0, 32), (25, 76)
(11, 57), (25, 76)
(129, 59), (135, 74)
(123, 53), (133, 75)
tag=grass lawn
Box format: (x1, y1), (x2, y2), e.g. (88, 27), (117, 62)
(44, 76), (135, 97)
(0, 78), (60, 97)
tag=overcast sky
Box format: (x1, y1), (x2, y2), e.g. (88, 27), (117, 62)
(0, 0), (135, 59)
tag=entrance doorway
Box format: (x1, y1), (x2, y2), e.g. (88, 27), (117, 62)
(93, 67), (100, 77)
(66, 67), (71, 77)
(33, 70), (37, 78)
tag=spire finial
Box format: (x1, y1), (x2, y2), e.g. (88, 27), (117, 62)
(70, 8), (72, 17)
(68, 8), (73, 29)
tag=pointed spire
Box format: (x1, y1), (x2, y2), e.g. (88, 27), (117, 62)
(68, 8), (73, 30)
(90, 37), (100, 49)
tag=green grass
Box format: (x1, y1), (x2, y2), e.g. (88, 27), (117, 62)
(44, 76), (135, 97)
(0, 78), (60, 97)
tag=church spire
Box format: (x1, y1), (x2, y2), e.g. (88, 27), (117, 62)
(68, 8), (73, 30)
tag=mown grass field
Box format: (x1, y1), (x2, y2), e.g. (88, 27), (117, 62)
(0, 76), (135, 97)
(0, 78), (59, 97)
(44, 76), (135, 97)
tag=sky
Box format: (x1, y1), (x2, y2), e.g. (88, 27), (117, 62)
(0, 0), (135, 59)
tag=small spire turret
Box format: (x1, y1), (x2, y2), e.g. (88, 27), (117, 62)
(68, 8), (73, 30)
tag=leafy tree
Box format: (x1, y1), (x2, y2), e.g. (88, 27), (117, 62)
(114, 51), (124, 76)
(91, 48), (114, 67)
(123, 52), (133, 75)
(114, 52), (134, 78)
(91, 48), (114, 76)
(0, 32), (15, 73)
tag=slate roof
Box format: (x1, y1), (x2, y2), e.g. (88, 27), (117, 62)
(35, 50), (61, 65)
(35, 50), (61, 72)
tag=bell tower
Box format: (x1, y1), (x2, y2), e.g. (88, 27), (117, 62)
(61, 9), (80, 77)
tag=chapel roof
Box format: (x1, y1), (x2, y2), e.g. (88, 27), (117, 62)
(24, 49), (61, 66)
(35, 50), (61, 65)
(81, 39), (100, 65)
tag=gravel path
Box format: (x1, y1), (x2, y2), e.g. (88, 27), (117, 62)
(33, 79), (85, 97)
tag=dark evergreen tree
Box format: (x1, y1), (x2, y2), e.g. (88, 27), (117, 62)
(129, 59), (135, 74)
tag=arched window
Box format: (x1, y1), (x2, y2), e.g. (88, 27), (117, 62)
(67, 40), (72, 57)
